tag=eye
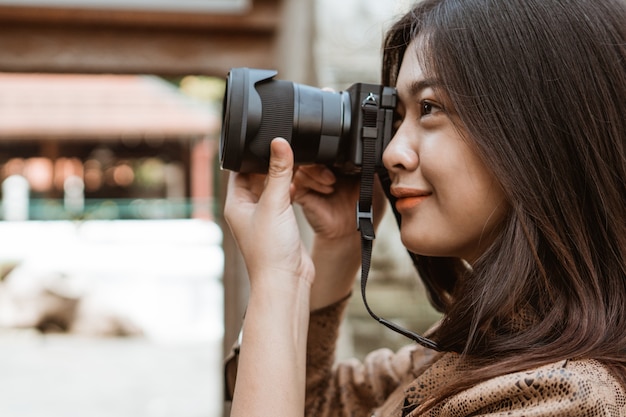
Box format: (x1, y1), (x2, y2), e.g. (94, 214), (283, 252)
(420, 100), (442, 117)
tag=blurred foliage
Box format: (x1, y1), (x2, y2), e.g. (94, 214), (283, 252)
(178, 75), (226, 103)
(165, 75), (226, 114)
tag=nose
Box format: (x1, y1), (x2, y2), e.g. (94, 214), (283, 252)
(382, 126), (419, 172)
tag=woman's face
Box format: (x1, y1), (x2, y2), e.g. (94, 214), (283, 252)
(383, 43), (509, 263)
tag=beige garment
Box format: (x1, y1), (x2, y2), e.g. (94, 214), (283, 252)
(225, 297), (626, 416)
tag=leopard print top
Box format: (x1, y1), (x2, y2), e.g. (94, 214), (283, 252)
(225, 297), (626, 416)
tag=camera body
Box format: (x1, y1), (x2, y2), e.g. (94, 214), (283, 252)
(219, 67), (397, 174)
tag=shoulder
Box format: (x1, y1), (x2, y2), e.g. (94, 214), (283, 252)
(442, 358), (626, 416)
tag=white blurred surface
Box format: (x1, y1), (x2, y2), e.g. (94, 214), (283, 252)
(0, 332), (223, 417)
(0, 219), (224, 342)
(0, 219), (225, 417)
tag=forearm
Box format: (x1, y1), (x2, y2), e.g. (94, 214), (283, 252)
(230, 274), (312, 417)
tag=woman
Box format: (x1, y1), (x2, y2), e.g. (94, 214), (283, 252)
(224, 0), (626, 415)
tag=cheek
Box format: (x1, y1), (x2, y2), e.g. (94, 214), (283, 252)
(451, 176), (509, 250)
(423, 150), (508, 247)
(419, 141), (466, 191)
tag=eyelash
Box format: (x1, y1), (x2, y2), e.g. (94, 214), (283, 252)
(392, 99), (444, 130)
(420, 100), (441, 117)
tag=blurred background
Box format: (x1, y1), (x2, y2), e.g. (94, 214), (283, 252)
(0, 0), (440, 416)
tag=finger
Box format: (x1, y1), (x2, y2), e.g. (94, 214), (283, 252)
(297, 165), (336, 185)
(262, 138), (295, 207)
(293, 166), (336, 196)
(224, 172), (253, 233)
(293, 175), (335, 198)
(226, 171), (265, 205)
(225, 171), (248, 208)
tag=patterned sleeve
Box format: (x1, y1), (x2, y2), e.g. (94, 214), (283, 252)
(304, 296), (418, 417)
(224, 295), (427, 415)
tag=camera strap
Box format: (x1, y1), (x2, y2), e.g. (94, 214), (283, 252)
(357, 94), (440, 351)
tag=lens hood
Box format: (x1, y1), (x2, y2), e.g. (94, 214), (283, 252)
(220, 68), (278, 172)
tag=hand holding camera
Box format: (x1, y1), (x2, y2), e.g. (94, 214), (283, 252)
(221, 67), (392, 307)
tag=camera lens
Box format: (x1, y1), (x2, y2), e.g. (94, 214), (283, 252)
(220, 68), (352, 173)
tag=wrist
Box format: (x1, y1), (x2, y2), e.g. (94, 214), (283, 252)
(249, 269), (313, 303)
(311, 232), (361, 265)
(310, 233), (361, 311)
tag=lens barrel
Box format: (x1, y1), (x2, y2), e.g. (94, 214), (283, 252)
(220, 67), (396, 174)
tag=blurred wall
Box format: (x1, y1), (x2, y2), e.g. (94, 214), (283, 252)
(315, 0), (412, 88)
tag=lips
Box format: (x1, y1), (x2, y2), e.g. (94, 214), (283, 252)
(391, 187), (431, 211)
(395, 195), (429, 211)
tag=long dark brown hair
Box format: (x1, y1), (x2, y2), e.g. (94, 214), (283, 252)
(382, 0), (626, 405)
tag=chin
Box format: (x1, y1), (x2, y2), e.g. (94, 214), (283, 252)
(400, 234), (460, 259)
(401, 238), (438, 257)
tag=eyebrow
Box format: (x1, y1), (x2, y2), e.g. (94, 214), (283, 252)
(399, 77), (455, 115)
(407, 78), (442, 97)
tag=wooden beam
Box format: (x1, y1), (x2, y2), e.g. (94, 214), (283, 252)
(0, 23), (277, 75)
(0, 0), (282, 75)
(0, 0), (279, 31)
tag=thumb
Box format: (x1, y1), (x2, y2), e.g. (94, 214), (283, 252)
(263, 137), (294, 200)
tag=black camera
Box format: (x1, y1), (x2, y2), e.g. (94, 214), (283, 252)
(219, 67), (397, 174)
